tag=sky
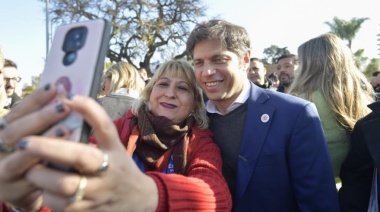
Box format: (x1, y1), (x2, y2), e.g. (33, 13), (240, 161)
(1, 0), (379, 87)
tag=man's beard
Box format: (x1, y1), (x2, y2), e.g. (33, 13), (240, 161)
(5, 86), (14, 97)
(281, 78), (294, 87)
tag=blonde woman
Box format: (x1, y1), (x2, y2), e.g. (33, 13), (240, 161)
(98, 61), (145, 120)
(288, 33), (375, 177)
(100, 61), (144, 97)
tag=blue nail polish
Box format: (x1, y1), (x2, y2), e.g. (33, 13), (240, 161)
(55, 104), (65, 112)
(55, 128), (65, 137)
(17, 140), (28, 150)
(65, 93), (74, 100)
(44, 84), (51, 91)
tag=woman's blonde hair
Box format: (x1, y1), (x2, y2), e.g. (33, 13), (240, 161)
(102, 61), (144, 94)
(288, 33), (375, 132)
(132, 59), (209, 129)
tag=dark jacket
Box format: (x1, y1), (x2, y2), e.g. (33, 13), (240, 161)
(4, 92), (21, 109)
(339, 101), (380, 211)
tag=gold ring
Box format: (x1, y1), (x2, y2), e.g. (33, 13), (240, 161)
(0, 116), (8, 130)
(68, 175), (87, 204)
(0, 137), (14, 153)
(97, 152), (109, 174)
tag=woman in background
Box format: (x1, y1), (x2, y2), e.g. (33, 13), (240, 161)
(288, 33), (375, 178)
(98, 61), (145, 120)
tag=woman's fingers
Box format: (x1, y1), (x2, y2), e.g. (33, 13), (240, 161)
(5, 84), (57, 123)
(0, 101), (70, 152)
(17, 136), (106, 174)
(26, 165), (108, 211)
(63, 96), (123, 150)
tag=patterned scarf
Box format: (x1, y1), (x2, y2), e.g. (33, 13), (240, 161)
(128, 107), (194, 174)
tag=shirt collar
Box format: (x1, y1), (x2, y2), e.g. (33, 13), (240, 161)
(206, 78), (251, 115)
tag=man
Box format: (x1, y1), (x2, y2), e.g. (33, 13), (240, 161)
(3, 59), (21, 109)
(276, 54), (298, 93)
(370, 71), (380, 100)
(186, 19), (339, 211)
(246, 58), (271, 89)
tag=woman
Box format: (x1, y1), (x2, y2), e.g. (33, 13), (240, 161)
(0, 59), (232, 211)
(288, 33), (375, 178)
(98, 61), (145, 120)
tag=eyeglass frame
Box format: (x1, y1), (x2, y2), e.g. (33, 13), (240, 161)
(4, 77), (22, 83)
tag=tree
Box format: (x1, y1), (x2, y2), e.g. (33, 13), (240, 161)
(353, 49), (368, 70)
(42, 0), (207, 75)
(262, 45), (291, 64)
(324, 16), (369, 49)
(363, 58), (379, 80)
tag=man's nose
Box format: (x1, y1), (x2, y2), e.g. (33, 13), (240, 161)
(203, 63), (216, 75)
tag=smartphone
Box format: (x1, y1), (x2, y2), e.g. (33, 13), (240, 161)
(39, 19), (111, 170)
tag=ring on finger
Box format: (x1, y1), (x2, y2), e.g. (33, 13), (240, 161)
(0, 137), (14, 153)
(0, 116), (8, 130)
(68, 175), (87, 204)
(97, 152), (109, 174)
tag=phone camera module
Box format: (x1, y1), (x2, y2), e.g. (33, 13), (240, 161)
(63, 51), (77, 66)
(62, 26), (88, 66)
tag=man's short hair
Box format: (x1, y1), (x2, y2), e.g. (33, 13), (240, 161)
(4, 59), (17, 69)
(372, 71), (380, 77)
(276, 54), (299, 65)
(250, 57), (262, 63)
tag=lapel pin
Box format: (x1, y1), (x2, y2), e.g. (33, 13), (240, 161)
(261, 114), (269, 123)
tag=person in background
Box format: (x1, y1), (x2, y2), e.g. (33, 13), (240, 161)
(288, 33), (375, 179)
(97, 61), (145, 120)
(267, 72), (279, 90)
(0, 50), (9, 116)
(338, 101), (380, 211)
(370, 71), (380, 100)
(276, 54), (298, 93)
(246, 58), (271, 89)
(0, 59), (232, 212)
(3, 59), (21, 109)
(138, 67), (151, 86)
(186, 19), (339, 211)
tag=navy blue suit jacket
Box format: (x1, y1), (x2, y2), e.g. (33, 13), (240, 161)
(233, 83), (339, 211)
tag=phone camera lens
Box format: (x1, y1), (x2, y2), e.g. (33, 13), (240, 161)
(63, 51), (77, 66)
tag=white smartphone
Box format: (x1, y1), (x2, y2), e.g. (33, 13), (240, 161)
(39, 19), (111, 146)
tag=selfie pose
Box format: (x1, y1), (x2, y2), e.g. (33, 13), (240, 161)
(0, 59), (231, 212)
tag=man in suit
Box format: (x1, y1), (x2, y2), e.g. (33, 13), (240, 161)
(246, 58), (271, 89)
(186, 19), (339, 211)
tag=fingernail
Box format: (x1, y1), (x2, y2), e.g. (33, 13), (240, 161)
(44, 84), (51, 91)
(65, 93), (74, 100)
(55, 128), (65, 137)
(17, 140), (29, 150)
(55, 104), (65, 112)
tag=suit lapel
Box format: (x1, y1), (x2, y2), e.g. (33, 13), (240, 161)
(235, 83), (275, 200)
(364, 101), (380, 167)
(363, 118), (380, 167)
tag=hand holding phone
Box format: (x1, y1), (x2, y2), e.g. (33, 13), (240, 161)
(39, 19), (111, 171)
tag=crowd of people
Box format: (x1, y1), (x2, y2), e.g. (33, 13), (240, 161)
(0, 19), (379, 211)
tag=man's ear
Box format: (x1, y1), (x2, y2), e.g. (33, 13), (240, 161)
(243, 50), (251, 70)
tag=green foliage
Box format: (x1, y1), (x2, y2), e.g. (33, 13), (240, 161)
(353, 49), (368, 70)
(363, 58), (379, 80)
(324, 16), (369, 48)
(262, 45), (291, 64)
